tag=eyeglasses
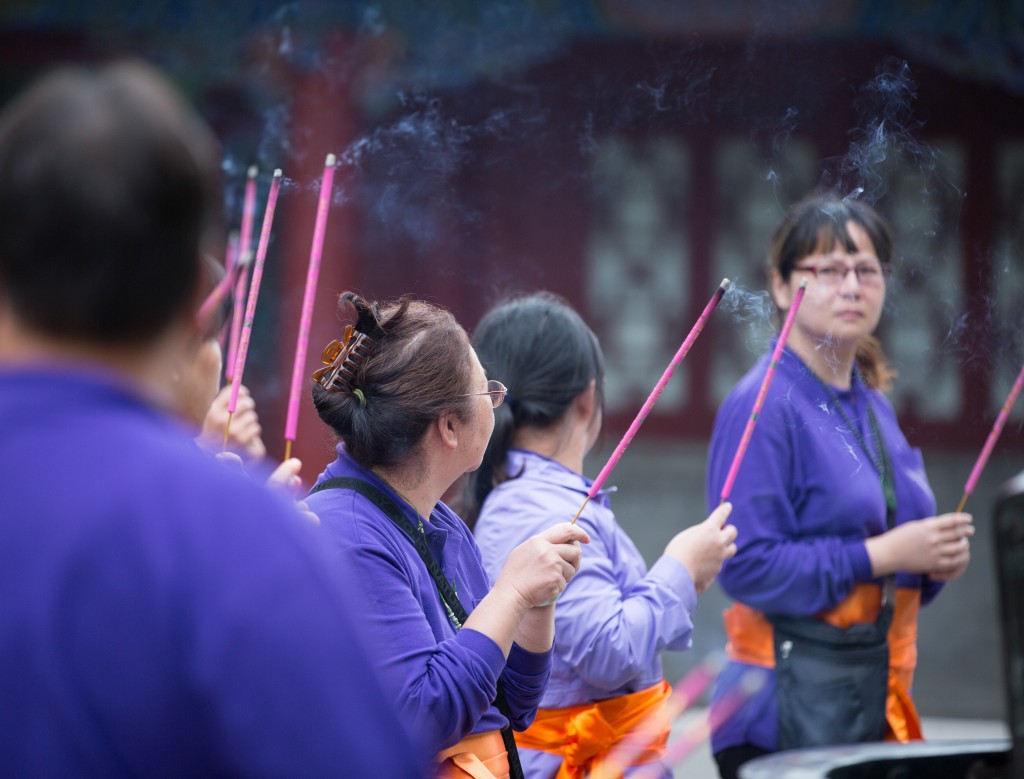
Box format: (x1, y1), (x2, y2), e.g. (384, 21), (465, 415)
(794, 260), (890, 288)
(459, 380), (508, 409)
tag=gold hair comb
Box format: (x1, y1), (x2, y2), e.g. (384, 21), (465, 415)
(313, 325), (377, 393)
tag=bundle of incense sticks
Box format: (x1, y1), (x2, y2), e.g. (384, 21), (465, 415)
(590, 652), (725, 779)
(223, 169), (283, 448)
(284, 153), (337, 461)
(196, 232), (246, 332)
(956, 359), (1024, 512)
(225, 165), (259, 383)
(637, 668), (768, 777)
(570, 278), (731, 525)
(719, 279), (808, 504)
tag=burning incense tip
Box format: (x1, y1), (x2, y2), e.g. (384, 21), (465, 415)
(325, 153), (337, 167)
(799, 278), (808, 289)
(272, 168), (283, 179)
(719, 277), (730, 289)
(569, 279), (728, 526)
(246, 164), (258, 178)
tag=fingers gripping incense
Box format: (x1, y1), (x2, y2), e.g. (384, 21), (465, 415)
(284, 154), (337, 461)
(719, 279), (808, 504)
(956, 359), (1024, 512)
(570, 279), (731, 525)
(223, 169), (283, 449)
(225, 165), (259, 382)
(196, 232), (245, 333)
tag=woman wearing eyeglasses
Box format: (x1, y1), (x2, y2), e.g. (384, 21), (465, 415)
(465, 291), (738, 779)
(705, 193), (973, 778)
(304, 291), (589, 779)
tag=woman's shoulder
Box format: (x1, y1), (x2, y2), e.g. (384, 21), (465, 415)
(306, 483), (411, 552)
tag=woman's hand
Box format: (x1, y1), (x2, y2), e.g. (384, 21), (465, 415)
(866, 512), (973, 578)
(662, 502), (738, 593)
(493, 523), (590, 609)
(199, 385), (267, 460)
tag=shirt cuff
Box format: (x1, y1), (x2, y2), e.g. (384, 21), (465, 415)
(458, 628), (511, 679)
(507, 641), (553, 677)
(848, 539), (875, 582)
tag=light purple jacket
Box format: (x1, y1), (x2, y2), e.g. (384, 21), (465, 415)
(475, 449), (698, 778)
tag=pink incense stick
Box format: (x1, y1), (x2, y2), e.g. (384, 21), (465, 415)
(284, 153), (337, 461)
(719, 279), (808, 505)
(223, 169), (283, 449)
(225, 165), (259, 382)
(570, 278), (730, 525)
(197, 232), (242, 333)
(956, 359), (1024, 512)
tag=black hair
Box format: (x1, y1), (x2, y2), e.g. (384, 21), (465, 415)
(0, 61), (220, 345)
(463, 291), (604, 525)
(312, 291), (476, 471)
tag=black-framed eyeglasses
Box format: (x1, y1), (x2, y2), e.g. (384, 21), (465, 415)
(794, 259), (891, 288)
(459, 380), (508, 409)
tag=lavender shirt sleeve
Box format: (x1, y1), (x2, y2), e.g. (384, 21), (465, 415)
(332, 536), (506, 748)
(501, 642), (553, 730)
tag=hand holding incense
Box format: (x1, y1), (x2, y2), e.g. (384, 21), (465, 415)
(956, 359), (1024, 512)
(569, 279), (730, 525)
(225, 165), (259, 382)
(223, 169), (283, 449)
(719, 279), (808, 505)
(284, 154), (337, 461)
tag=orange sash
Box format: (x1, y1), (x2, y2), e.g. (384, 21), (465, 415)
(437, 730), (510, 779)
(515, 680), (671, 779)
(723, 584), (923, 742)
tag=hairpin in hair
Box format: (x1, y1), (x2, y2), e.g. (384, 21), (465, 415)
(313, 324), (377, 395)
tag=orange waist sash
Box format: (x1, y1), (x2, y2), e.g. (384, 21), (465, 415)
(515, 679), (672, 779)
(437, 730), (510, 779)
(723, 584), (922, 742)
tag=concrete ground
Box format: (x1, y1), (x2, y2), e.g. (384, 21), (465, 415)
(667, 713), (1011, 778)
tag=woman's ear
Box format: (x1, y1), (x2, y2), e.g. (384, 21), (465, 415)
(770, 268), (792, 312)
(434, 411), (460, 452)
(573, 378), (597, 422)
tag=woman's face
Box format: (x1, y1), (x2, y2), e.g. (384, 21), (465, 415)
(772, 219), (887, 350)
(460, 348), (497, 472)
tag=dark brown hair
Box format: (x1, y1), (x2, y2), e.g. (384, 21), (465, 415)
(0, 61), (220, 345)
(769, 193), (896, 391)
(312, 291), (476, 469)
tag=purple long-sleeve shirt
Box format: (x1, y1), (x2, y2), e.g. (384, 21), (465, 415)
(705, 345), (940, 753)
(0, 367), (428, 777)
(306, 445), (552, 753)
(474, 449), (698, 779)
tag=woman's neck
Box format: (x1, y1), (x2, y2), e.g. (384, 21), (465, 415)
(785, 326), (857, 390)
(512, 417), (588, 476)
(371, 464), (443, 521)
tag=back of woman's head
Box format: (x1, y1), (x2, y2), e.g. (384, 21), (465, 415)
(464, 291), (605, 523)
(312, 291), (476, 470)
(0, 61), (221, 345)
(770, 192), (896, 391)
